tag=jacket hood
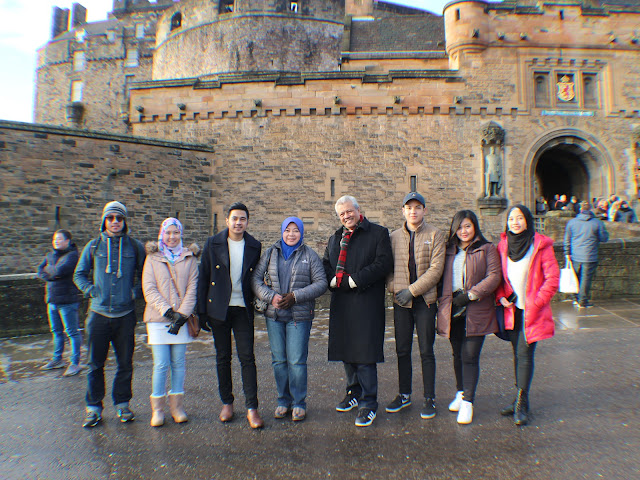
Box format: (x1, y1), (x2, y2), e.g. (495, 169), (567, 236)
(576, 211), (595, 221)
(145, 241), (201, 257)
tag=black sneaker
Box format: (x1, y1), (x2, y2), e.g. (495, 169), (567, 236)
(336, 393), (359, 412)
(421, 398), (436, 419)
(385, 394), (411, 413)
(82, 410), (102, 428)
(355, 408), (377, 427)
(116, 406), (135, 423)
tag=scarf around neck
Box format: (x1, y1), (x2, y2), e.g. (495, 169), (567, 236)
(335, 215), (363, 287)
(506, 205), (535, 262)
(158, 217), (184, 264)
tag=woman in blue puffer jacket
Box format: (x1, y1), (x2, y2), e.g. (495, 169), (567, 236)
(252, 217), (328, 422)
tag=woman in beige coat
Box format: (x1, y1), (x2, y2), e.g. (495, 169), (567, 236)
(142, 218), (199, 427)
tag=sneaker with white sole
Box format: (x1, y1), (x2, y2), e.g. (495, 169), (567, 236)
(355, 408), (376, 427)
(82, 409), (102, 428)
(457, 400), (473, 424)
(336, 392), (359, 412)
(116, 406), (135, 423)
(420, 398), (436, 419)
(385, 394), (411, 413)
(448, 391), (464, 412)
(42, 359), (65, 370)
(63, 364), (82, 377)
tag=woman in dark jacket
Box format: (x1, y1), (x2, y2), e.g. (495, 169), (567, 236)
(252, 217), (328, 422)
(437, 211), (501, 424)
(37, 229), (82, 376)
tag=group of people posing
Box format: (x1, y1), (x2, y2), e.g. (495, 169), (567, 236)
(38, 194), (560, 430)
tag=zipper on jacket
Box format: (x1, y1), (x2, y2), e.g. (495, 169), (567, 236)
(522, 237), (541, 344)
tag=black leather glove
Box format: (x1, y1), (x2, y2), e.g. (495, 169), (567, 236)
(394, 289), (413, 307)
(200, 316), (212, 332)
(167, 313), (188, 335)
(277, 292), (295, 310)
(452, 292), (471, 308)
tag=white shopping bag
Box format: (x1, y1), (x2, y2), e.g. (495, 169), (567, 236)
(559, 256), (579, 294)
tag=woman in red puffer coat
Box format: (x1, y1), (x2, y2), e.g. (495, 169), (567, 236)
(496, 205), (559, 426)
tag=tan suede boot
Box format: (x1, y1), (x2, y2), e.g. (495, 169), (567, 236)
(150, 395), (165, 427)
(168, 393), (188, 423)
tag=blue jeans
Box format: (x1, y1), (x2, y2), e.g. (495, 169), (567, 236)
(47, 302), (82, 365)
(266, 319), (312, 409)
(572, 261), (598, 305)
(150, 344), (187, 397)
(85, 310), (136, 411)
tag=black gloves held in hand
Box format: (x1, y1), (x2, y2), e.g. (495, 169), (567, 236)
(394, 289), (413, 307)
(167, 313), (188, 335)
(451, 291), (471, 308)
(200, 316), (212, 332)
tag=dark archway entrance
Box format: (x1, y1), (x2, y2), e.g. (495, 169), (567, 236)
(526, 131), (614, 209)
(535, 146), (590, 205)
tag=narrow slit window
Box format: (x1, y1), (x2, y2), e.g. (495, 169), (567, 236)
(410, 175), (417, 192)
(534, 72), (550, 107)
(170, 12), (182, 30)
(330, 178), (335, 197)
(71, 81), (83, 102)
(290, 1), (298, 12)
(73, 51), (85, 71)
(125, 48), (138, 67)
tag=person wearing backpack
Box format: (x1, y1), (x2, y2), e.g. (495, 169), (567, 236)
(74, 201), (146, 428)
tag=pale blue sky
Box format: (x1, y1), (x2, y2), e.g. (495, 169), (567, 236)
(0, 0), (449, 123)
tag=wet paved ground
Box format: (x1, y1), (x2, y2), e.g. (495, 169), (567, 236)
(1, 298), (639, 479)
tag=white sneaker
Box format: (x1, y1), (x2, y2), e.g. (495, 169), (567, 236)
(457, 400), (473, 424)
(448, 391), (464, 412)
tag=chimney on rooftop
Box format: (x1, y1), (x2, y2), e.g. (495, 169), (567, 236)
(71, 3), (87, 28)
(51, 7), (70, 39)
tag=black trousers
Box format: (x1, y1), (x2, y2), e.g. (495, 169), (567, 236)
(393, 298), (436, 399)
(344, 362), (378, 411)
(210, 307), (258, 409)
(85, 310), (136, 409)
(508, 308), (537, 393)
(449, 316), (485, 403)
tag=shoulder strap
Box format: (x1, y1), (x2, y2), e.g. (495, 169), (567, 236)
(165, 263), (183, 303)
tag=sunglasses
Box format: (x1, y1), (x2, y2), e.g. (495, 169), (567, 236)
(106, 215), (124, 222)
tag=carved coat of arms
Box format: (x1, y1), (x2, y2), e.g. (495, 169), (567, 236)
(557, 75), (575, 102)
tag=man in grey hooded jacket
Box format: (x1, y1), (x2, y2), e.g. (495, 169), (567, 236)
(564, 201), (609, 308)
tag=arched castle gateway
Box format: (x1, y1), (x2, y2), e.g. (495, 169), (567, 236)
(29, 0), (640, 245)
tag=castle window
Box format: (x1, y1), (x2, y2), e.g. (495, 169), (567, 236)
(75, 29), (85, 43)
(290, 1), (298, 12)
(219, 0), (234, 13)
(534, 72), (550, 107)
(73, 51), (85, 72)
(135, 24), (145, 38)
(107, 31), (116, 43)
(410, 175), (417, 193)
(455, 9), (460, 21)
(330, 178), (335, 197)
(71, 81), (83, 102)
(125, 48), (139, 68)
(559, 10), (564, 20)
(583, 73), (598, 108)
(170, 12), (182, 30)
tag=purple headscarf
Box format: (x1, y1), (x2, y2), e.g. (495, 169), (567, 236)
(158, 217), (184, 263)
(280, 216), (304, 260)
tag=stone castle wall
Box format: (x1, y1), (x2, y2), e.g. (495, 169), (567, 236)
(0, 121), (215, 275)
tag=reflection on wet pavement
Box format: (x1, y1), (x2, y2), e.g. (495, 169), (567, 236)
(2, 299), (639, 384)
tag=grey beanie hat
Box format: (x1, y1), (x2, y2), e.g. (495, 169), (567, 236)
(101, 201), (128, 232)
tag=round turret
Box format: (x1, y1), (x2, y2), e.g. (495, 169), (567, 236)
(153, 0), (345, 80)
(443, 0), (490, 56)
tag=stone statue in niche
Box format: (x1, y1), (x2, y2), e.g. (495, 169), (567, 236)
(484, 145), (502, 197)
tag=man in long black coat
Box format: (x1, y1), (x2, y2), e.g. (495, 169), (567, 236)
(323, 195), (393, 427)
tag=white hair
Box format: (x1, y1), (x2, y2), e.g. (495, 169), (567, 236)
(335, 195), (359, 214)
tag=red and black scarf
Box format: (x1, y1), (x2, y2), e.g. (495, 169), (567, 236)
(335, 216), (363, 287)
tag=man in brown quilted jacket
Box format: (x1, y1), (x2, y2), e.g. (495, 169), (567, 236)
(386, 192), (446, 419)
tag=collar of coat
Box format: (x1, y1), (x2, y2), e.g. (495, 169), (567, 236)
(211, 228), (260, 248)
(145, 241), (201, 260)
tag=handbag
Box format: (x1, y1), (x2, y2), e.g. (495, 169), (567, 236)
(494, 305), (510, 341)
(559, 255), (579, 294)
(186, 313), (200, 338)
(253, 270), (272, 313)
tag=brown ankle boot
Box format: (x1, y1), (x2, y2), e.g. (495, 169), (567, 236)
(247, 408), (264, 429)
(150, 395), (165, 427)
(168, 393), (188, 423)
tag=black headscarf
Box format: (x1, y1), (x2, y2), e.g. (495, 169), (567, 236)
(506, 204), (535, 262)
